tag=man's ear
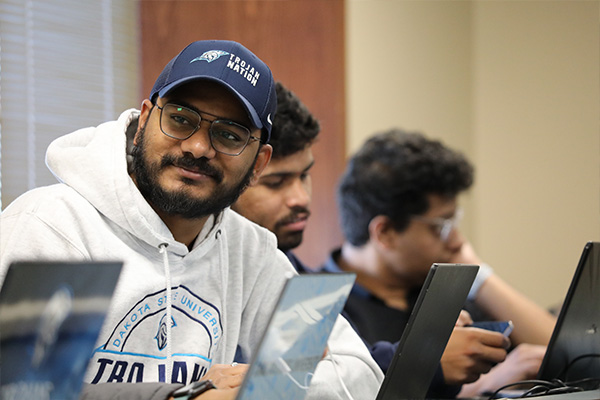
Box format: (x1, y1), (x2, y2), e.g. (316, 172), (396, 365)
(249, 143), (272, 185)
(133, 99), (154, 146)
(368, 215), (398, 250)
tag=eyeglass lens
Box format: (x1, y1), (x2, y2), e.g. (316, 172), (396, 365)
(439, 210), (463, 241)
(160, 104), (253, 155)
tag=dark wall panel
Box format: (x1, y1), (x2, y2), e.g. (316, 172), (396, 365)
(140, 0), (345, 268)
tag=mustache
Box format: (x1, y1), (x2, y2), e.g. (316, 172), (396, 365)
(161, 154), (223, 183)
(277, 207), (311, 226)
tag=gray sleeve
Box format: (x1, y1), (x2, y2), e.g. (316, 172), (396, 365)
(79, 383), (183, 400)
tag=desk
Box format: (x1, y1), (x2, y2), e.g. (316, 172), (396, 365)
(496, 389), (600, 400)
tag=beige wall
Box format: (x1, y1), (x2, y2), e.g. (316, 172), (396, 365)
(346, 0), (600, 309)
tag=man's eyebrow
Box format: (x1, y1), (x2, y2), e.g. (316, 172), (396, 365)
(303, 160), (315, 173)
(164, 99), (212, 117)
(165, 98), (247, 126)
(259, 172), (289, 180)
(274, 159), (315, 174)
(259, 160), (315, 180)
(432, 210), (458, 220)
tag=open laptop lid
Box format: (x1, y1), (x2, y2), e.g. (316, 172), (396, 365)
(0, 261), (123, 400)
(537, 241), (600, 382)
(376, 263), (479, 400)
(236, 273), (356, 400)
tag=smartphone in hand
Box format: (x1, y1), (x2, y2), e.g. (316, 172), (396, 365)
(470, 320), (514, 337)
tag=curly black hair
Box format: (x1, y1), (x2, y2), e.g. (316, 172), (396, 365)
(268, 82), (320, 159)
(337, 129), (474, 246)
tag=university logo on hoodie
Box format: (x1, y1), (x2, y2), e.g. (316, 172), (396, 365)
(88, 285), (223, 384)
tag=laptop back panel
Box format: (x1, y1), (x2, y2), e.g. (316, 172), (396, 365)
(538, 241), (600, 382)
(0, 261), (122, 400)
(376, 263), (479, 400)
(236, 273), (356, 400)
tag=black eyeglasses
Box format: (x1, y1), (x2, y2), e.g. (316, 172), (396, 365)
(155, 103), (260, 156)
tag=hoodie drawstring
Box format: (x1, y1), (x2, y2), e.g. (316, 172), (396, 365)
(159, 243), (173, 382)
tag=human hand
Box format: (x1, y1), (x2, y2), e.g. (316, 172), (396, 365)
(456, 310), (473, 327)
(441, 326), (510, 385)
(457, 343), (546, 397)
(474, 343), (546, 392)
(200, 363), (248, 390)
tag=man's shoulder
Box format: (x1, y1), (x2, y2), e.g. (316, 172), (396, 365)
(220, 209), (295, 279)
(224, 208), (276, 238)
(284, 251), (311, 274)
(221, 208), (278, 249)
(2, 184), (91, 217)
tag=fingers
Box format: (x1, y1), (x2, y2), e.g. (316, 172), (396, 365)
(445, 333), (546, 392)
(441, 327), (509, 385)
(472, 327), (511, 350)
(465, 343), (548, 394)
(468, 329), (510, 363)
(201, 363), (249, 390)
(510, 343), (546, 360)
(504, 343), (547, 378)
(456, 310), (473, 327)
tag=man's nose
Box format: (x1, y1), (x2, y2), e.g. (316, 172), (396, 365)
(287, 179), (311, 208)
(180, 123), (217, 159)
(445, 228), (464, 251)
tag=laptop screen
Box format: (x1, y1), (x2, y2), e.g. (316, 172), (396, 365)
(237, 273), (355, 400)
(0, 261), (122, 400)
(538, 241), (600, 382)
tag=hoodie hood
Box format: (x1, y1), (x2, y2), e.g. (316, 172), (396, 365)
(45, 109), (204, 256)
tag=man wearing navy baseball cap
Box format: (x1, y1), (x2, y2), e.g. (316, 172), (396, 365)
(0, 40), (383, 399)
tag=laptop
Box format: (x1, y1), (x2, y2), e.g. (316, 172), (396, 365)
(376, 263), (479, 400)
(236, 272), (356, 400)
(537, 241), (600, 384)
(0, 260), (123, 400)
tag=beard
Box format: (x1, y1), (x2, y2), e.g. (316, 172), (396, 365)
(276, 231), (304, 252)
(273, 207), (311, 252)
(131, 127), (256, 219)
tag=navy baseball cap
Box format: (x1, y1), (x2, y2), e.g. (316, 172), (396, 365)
(150, 40), (277, 142)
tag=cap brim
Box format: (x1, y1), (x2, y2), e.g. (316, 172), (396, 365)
(157, 76), (263, 131)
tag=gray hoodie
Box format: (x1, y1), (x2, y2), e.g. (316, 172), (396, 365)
(0, 109), (383, 399)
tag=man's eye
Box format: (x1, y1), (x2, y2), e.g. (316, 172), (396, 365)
(213, 129), (243, 142)
(171, 115), (193, 126)
(263, 179), (285, 189)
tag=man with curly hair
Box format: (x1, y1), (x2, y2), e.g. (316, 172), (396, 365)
(327, 129), (557, 397)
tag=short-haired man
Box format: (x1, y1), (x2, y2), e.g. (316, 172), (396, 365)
(0, 41), (383, 400)
(232, 81), (319, 273)
(331, 129), (557, 396)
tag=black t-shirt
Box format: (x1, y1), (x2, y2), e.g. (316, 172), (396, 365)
(343, 285), (420, 346)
